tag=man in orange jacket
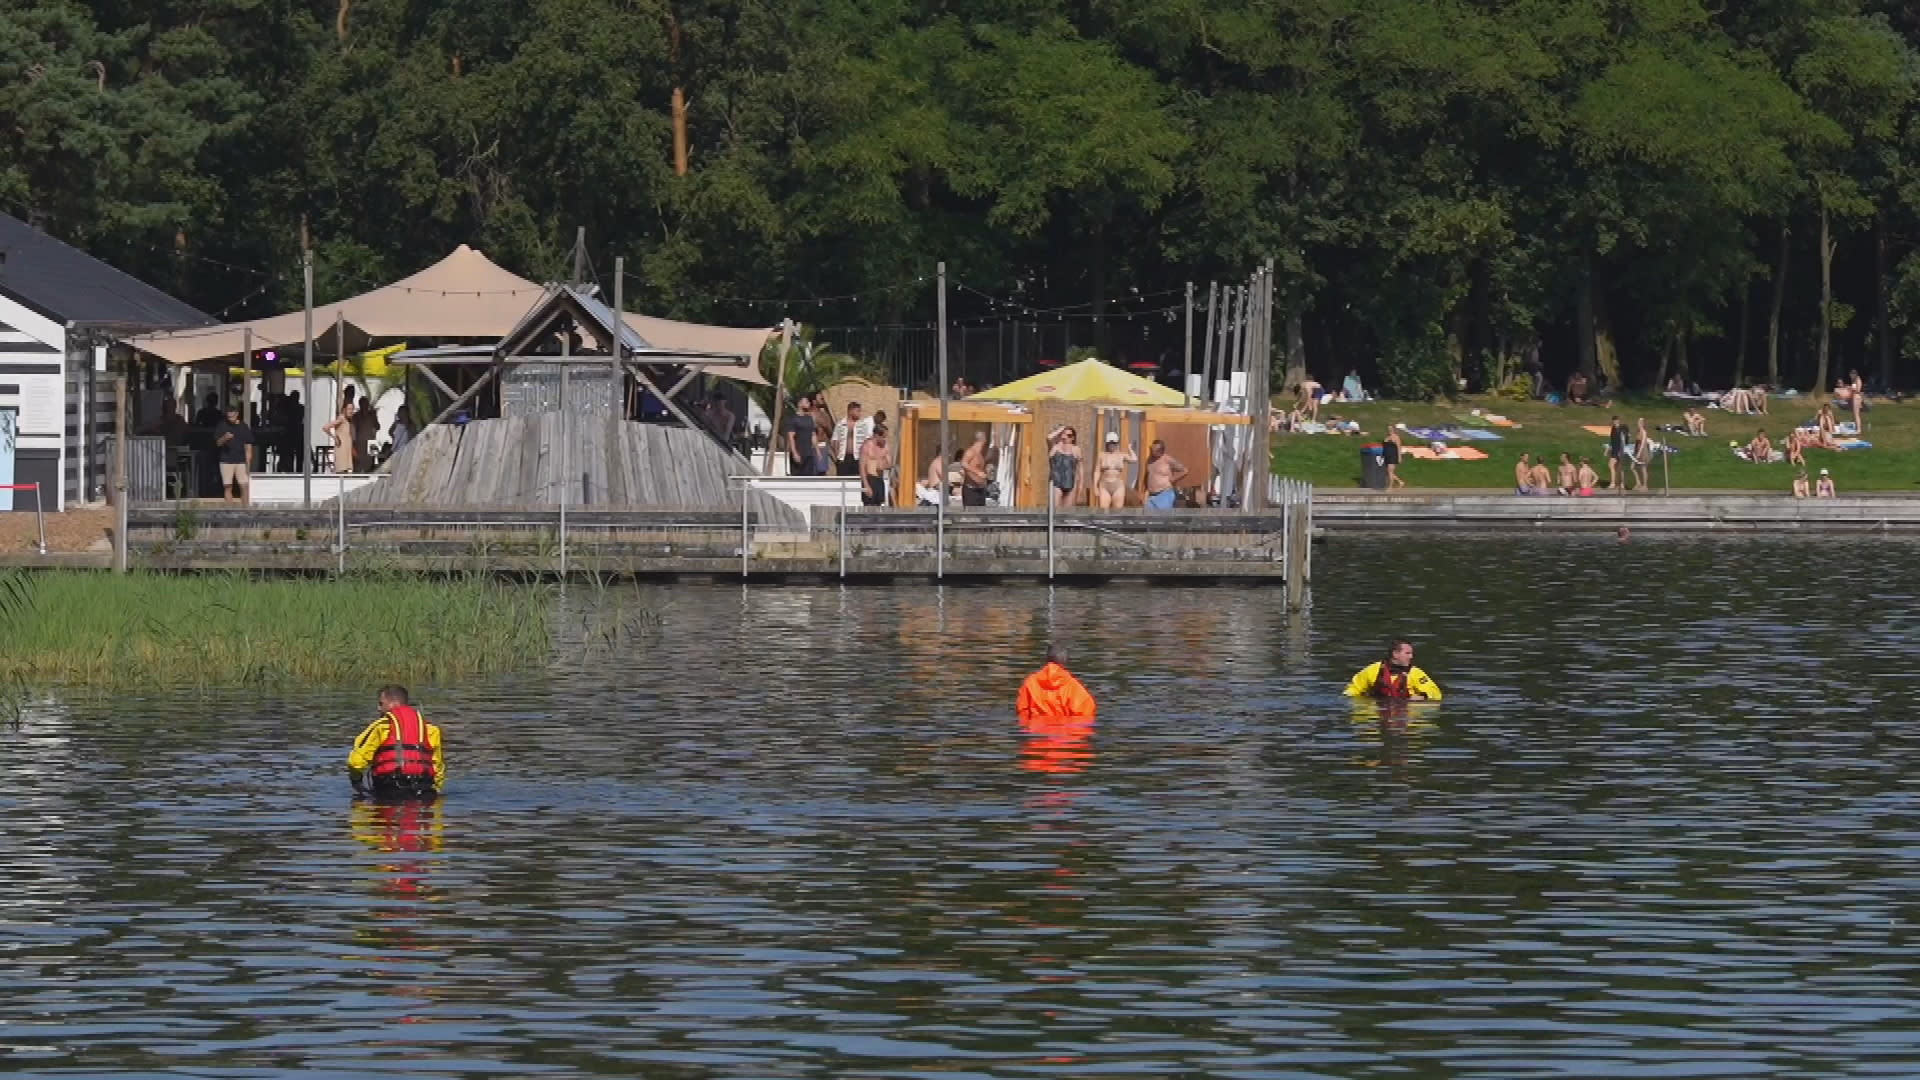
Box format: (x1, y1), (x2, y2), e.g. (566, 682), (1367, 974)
(1018, 645), (1097, 719)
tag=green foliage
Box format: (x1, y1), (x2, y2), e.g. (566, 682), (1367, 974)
(10, 0), (1920, 396)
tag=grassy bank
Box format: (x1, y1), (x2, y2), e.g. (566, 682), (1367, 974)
(0, 571), (551, 688)
(1274, 394), (1919, 492)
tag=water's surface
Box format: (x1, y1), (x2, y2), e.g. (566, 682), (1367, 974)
(7, 536), (1920, 1078)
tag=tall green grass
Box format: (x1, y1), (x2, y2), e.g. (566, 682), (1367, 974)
(0, 570), (552, 688)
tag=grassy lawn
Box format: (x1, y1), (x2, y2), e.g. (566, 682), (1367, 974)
(1273, 394), (1919, 493)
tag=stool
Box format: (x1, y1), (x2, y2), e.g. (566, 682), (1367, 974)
(313, 445), (334, 472)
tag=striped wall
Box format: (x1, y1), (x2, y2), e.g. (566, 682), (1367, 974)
(0, 295), (64, 510)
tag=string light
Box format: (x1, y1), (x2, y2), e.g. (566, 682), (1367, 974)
(619, 269), (928, 308)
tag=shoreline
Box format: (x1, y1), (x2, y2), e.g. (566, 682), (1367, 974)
(1314, 491), (1920, 532)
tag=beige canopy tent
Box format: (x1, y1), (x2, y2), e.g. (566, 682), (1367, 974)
(125, 245), (772, 384)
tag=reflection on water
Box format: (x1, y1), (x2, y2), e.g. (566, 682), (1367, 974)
(5, 535), (1920, 1077)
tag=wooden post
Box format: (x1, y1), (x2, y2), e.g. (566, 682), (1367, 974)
(1182, 281), (1194, 408)
(1247, 262), (1274, 511)
(334, 311), (346, 472)
(763, 319), (793, 475)
(936, 261), (949, 581)
(1201, 282), (1219, 404)
(301, 250), (314, 508)
(113, 373), (128, 574)
(1284, 498), (1308, 611)
(241, 326), (253, 430)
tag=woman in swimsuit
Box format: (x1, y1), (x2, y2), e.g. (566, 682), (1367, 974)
(1094, 432), (1135, 510)
(1632, 418), (1652, 490)
(1047, 426), (1083, 508)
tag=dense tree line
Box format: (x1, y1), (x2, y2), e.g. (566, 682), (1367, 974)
(8, 0), (1920, 395)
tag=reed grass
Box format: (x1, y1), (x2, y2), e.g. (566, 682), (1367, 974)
(0, 570), (552, 688)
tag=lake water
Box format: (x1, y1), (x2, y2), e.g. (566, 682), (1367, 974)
(6, 536), (1920, 1078)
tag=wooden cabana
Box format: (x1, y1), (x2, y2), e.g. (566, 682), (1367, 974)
(892, 397), (1250, 508)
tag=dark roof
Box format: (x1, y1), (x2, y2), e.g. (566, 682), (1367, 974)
(0, 213), (213, 332)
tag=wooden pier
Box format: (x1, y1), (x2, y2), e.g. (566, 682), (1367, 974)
(120, 504), (1315, 585)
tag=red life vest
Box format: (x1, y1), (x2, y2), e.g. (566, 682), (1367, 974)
(1370, 663), (1411, 699)
(371, 705), (434, 780)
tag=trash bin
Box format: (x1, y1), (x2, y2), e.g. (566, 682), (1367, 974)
(1360, 444), (1388, 490)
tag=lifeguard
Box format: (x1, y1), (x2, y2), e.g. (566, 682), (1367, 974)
(1344, 640), (1442, 701)
(348, 685), (445, 800)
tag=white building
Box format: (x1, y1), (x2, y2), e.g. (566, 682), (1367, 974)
(0, 214), (211, 511)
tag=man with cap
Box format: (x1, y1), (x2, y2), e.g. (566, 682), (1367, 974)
(1094, 430), (1136, 509)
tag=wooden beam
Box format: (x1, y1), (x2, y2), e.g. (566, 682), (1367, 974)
(625, 361), (752, 468)
(413, 363), (460, 403)
(427, 368), (496, 427)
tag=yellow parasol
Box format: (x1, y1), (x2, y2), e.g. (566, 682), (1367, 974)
(971, 358), (1186, 406)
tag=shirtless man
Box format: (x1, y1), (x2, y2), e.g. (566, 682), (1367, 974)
(1576, 457), (1598, 495)
(1095, 431), (1136, 509)
(1514, 452), (1535, 495)
(1556, 452), (1576, 494)
(1143, 440), (1188, 510)
(960, 431), (990, 506)
(919, 449), (946, 505)
(1528, 458), (1554, 495)
(859, 425), (893, 506)
(1747, 428), (1773, 463)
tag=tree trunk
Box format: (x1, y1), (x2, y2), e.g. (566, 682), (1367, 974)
(1767, 221), (1789, 387)
(1592, 282), (1619, 388)
(1576, 262), (1597, 377)
(1876, 214), (1893, 389)
(1676, 329), (1689, 386)
(1816, 204), (1834, 398)
(1733, 281), (1749, 386)
(1652, 326), (1674, 393)
(1282, 313), (1306, 393)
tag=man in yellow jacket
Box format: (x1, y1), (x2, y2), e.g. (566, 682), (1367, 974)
(348, 685), (446, 799)
(1345, 640), (1442, 700)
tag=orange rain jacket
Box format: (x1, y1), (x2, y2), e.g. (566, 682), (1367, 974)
(1017, 662), (1097, 720)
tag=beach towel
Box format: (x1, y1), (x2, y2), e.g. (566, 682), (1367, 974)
(1401, 424), (1501, 442)
(1835, 439), (1872, 450)
(1582, 424), (1613, 437)
(1733, 448), (1786, 463)
(1403, 446), (1489, 461)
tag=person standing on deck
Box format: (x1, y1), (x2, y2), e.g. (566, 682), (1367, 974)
(213, 405), (254, 507)
(348, 685), (445, 800)
(832, 402), (873, 480)
(860, 424), (893, 506)
(1143, 440), (1189, 510)
(1345, 640), (1442, 700)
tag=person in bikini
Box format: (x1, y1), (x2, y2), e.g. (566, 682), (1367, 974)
(1095, 431), (1135, 509)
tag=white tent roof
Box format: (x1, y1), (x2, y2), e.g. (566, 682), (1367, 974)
(125, 245), (775, 384)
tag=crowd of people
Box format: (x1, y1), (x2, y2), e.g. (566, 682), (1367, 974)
(139, 384), (417, 505)
(781, 393), (896, 507)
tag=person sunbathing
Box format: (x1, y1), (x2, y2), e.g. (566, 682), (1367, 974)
(1792, 471), (1810, 498)
(1747, 429), (1773, 462)
(1785, 428), (1806, 467)
(1683, 409), (1707, 436)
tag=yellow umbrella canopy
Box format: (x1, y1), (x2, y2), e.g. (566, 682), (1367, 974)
(971, 359), (1186, 405)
